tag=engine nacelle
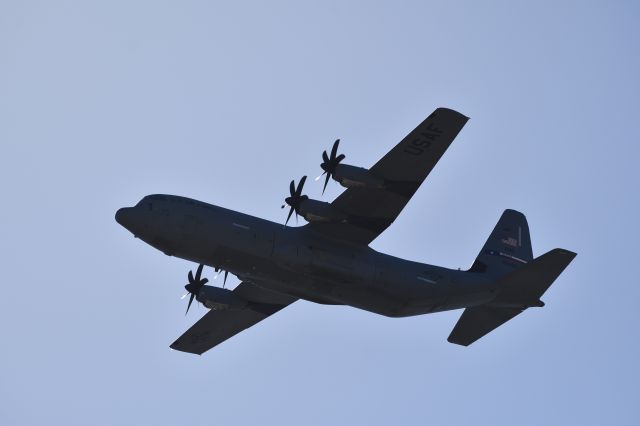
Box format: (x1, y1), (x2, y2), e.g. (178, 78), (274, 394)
(198, 286), (247, 310)
(333, 164), (385, 189)
(298, 199), (347, 223)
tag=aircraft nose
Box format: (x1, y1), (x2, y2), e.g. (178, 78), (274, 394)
(115, 207), (132, 228)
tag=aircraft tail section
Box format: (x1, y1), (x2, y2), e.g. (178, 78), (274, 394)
(468, 209), (533, 279)
(449, 248), (576, 346)
(492, 248), (577, 307)
(452, 209), (576, 346)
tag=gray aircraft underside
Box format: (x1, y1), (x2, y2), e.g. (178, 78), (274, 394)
(116, 108), (576, 355)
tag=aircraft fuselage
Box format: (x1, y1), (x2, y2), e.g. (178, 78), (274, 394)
(116, 194), (497, 317)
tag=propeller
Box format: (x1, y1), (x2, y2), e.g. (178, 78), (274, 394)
(280, 176), (308, 226)
(184, 264), (208, 315)
(214, 267), (229, 288)
(319, 139), (345, 194)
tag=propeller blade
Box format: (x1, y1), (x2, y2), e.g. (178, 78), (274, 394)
(188, 270), (194, 283)
(295, 176), (307, 197)
(336, 153), (345, 163)
(322, 171), (331, 194)
(289, 180), (295, 197)
(331, 139), (340, 160)
(186, 293), (195, 315)
(195, 264), (204, 281)
(285, 206), (294, 226)
(322, 150), (330, 164)
(200, 278), (209, 285)
(223, 271), (228, 287)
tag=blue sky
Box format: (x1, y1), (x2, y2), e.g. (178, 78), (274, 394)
(1, 1), (638, 425)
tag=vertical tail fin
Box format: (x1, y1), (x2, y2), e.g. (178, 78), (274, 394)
(468, 209), (533, 278)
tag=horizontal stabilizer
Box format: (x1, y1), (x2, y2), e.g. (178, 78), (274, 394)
(449, 248), (576, 346)
(494, 248), (577, 306)
(448, 306), (523, 346)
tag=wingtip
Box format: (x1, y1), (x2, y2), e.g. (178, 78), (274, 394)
(433, 107), (470, 121)
(447, 335), (471, 346)
(554, 248), (578, 258)
(169, 343), (204, 356)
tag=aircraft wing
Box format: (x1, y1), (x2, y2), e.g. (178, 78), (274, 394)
(170, 282), (297, 355)
(308, 108), (469, 245)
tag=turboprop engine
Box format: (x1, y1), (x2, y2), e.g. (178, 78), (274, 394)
(318, 139), (385, 192)
(281, 176), (347, 225)
(198, 285), (248, 310)
(331, 163), (385, 190)
(182, 264), (247, 313)
(296, 198), (347, 223)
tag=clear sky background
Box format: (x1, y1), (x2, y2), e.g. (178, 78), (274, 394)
(1, 1), (638, 425)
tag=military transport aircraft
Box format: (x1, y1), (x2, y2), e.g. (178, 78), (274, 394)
(115, 108), (576, 355)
